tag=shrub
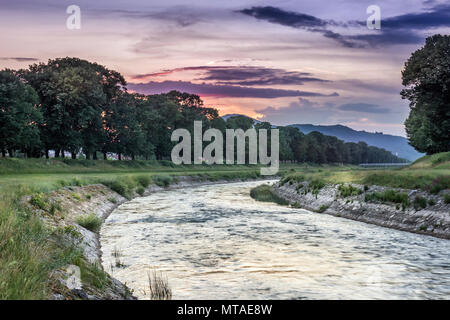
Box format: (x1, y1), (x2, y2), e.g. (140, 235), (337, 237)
(72, 193), (82, 201)
(413, 196), (427, 210)
(108, 197), (117, 204)
(136, 175), (151, 188)
(136, 186), (145, 196)
(153, 175), (172, 187)
(428, 198), (436, 206)
(444, 194), (450, 204)
(364, 189), (410, 208)
(310, 179), (326, 197)
(427, 176), (450, 194)
(317, 205), (329, 213)
(106, 180), (127, 197)
(29, 194), (48, 210)
(250, 185), (289, 205)
(338, 184), (363, 198)
(76, 213), (102, 232)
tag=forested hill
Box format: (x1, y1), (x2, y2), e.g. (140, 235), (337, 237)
(290, 124), (422, 161)
(222, 114), (419, 161)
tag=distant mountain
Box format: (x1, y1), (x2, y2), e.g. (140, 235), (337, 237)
(290, 124), (422, 161)
(221, 114), (422, 161)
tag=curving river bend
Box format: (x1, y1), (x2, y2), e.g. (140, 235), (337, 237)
(100, 180), (450, 300)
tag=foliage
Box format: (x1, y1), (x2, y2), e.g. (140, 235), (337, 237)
(250, 184), (289, 205)
(402, 35), (450, 154)
(444, 194), (450, 204)
(75, 213), (102, 232)
(338, 184), (363, 198)
(364, 189), (410, 209)
(0, 69), (42, 157)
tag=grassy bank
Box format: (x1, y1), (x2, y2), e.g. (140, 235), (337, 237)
(279, 152), (450, 194)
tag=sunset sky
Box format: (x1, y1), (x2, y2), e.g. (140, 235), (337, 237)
(1, 0), (449, 136)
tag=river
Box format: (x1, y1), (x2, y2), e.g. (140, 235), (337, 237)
(100, 180), (450, 299)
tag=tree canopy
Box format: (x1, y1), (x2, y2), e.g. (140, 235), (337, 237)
(402, 34), (450, 154)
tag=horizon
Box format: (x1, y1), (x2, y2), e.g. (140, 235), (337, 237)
(2, 0), (450, 137)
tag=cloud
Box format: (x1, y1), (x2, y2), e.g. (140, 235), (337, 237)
(238, 6), (328, 29)
(238, 6), (360, 48)
(338, 103), (390, 114)
(132, 65), (329, 86)
(380, 3), (450, 30)
(255, 98), (336, 124)
(239, 5), (450, 48)
(0, 57), (38, 62)
(127, 80), (338, 99)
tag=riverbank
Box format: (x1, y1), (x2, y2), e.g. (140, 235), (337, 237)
(268, 180), (450, 239)
(22, 175), (269, 299)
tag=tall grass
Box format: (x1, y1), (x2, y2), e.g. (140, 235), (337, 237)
(146, 270), (172, 300)
(75, 213), (102, 232)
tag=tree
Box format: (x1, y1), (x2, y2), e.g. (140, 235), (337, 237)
(0, 69), (42, 157)
(402, 34), (450, 154)
(20, 57), (126, 159)
(105, 92), (148, 160)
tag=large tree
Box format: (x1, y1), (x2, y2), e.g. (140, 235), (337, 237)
(402, 34), (450, 154)
(0, 69), (42, 157)
(20, 57), (126, 159)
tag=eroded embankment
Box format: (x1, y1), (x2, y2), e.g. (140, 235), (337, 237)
(25, 176), (266, 299)
(271, 180), (450, 239)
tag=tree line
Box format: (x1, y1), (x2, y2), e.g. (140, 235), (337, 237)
(0, 57), (406, 164)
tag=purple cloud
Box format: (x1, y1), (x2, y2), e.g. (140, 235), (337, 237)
(128, 80), (338, 99)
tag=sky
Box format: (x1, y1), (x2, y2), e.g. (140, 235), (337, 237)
(1, 0), (449, 136)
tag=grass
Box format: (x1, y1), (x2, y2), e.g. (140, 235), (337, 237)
(365, 189), (410, 209)
(75, 213), (102, 232)
(338, 184), (363, 198)
(413, 196), (428, 210)
(250, 184), (289, 205)
(280, 152), (450, 193)
(136, 186), (145, 196)
(147, 270), (172, 300)
(445, 194), (450, 204)
(317, 205), (329, 213)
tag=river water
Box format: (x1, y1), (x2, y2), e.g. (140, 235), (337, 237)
(100, 180), (450, 299)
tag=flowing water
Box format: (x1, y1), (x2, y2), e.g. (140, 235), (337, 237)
(100, 180), (450, 299)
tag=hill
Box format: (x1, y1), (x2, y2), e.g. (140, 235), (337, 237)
(290, 124), (422, 161)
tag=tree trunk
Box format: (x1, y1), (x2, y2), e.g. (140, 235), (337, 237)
(2, 149), (6, 157)
(118, 153), (122, 161)
(8, 149), (14, 157)
(103, 152), (107, 160)
(71, 152), (77, 159)
(45, 149), (49, 159)
(93, 152), (98, 160)
(61, 151), (65, 158)
(86, 152), (91, 160)
(55, 149), (60, 158)
(131, 153), (135, 161)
